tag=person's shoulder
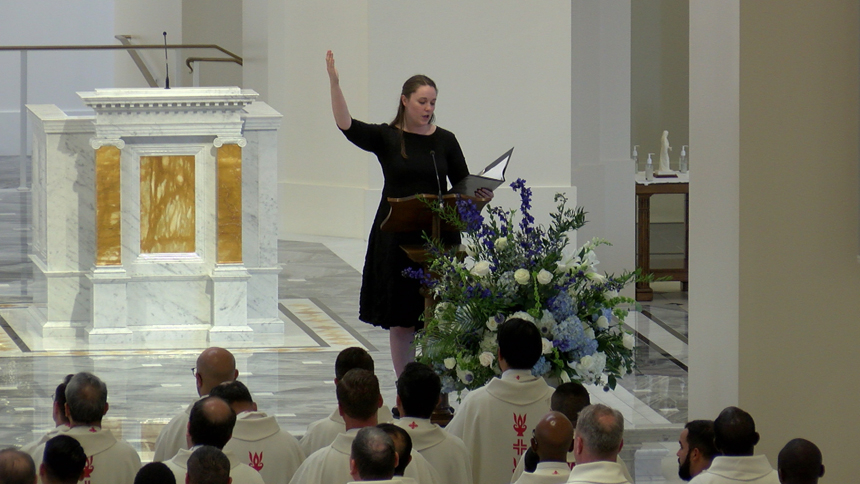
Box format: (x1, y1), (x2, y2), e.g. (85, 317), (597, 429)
(432, 125), (458, 140)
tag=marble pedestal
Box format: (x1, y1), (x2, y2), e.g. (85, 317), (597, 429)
(28, 88), (283, 344)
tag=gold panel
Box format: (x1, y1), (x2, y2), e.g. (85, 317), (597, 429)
(217, 144), (242, 263)
(96, 146), (122, 266)
(140, 155), (196, 254)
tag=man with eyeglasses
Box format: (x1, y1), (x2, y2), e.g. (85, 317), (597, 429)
(153, 347), (239, 462)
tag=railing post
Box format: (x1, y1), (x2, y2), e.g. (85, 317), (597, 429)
(192, 60), (200, 87)
(19, 50), (28, 190)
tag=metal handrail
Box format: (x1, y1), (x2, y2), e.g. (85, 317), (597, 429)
(2, 40), (243, 189)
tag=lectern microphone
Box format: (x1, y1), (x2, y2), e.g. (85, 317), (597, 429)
(163, 31), (170, 89)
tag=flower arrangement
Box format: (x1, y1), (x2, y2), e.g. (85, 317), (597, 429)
(405, 179), (638, 395)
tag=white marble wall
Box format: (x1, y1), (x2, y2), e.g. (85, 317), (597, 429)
(28, 88), (283, 344)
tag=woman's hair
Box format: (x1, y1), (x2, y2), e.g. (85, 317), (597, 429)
(390, 75), (437, 158)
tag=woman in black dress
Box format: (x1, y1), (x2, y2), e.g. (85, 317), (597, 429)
(326, 51), (492, 377)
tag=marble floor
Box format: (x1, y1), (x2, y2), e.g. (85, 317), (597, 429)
(0, 161), (689, 481)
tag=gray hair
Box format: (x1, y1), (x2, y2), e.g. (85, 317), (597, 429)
(575, 404), (624, 459)
(65, 372), (108, 424)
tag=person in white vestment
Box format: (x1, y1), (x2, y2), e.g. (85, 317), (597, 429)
(301, 347), (393, 456)
(511, 383), (634, 483)
(209, 380), (305, 483)
(347, 427), (399, 483)
(377, 423), (437, 483)
(0, 448), (37, 484)
(567, 404), (630, 484)
(513, 412), (573, 484)
(186, 446), (231, 484)
(689, 407), (779, 484)
(446, 318), (554, 484)
(20, 375), (74, 456)
(290, 370), (439, 484)
(31, 372), (141, 484)
(163, 396), (264, 484)
(154, 347), (239, 462)
(678, 420), (718, 481)
(777, 438), (825, 484)
(39, 435), (87, 484)
(394, 362), (472, 484)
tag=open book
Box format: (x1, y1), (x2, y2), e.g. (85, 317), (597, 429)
(448, 147), (514, 196)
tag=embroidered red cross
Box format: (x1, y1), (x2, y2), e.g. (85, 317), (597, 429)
(513, 438), (527, 454)
(409, 421), (418, 429)
(89, 427), (97, 433)
(82, 456), (94, 478)
(516, 375), (520, 380)
(553, 470), (559, 475)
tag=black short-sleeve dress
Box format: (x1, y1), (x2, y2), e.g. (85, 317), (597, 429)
(342, 119), (470, 329)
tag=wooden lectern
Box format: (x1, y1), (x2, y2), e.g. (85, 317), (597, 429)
(380, 192), (489, 425)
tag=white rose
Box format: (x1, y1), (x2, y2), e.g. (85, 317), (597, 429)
(584, 327), (596, 341)
(495, 237), (508, 250)
(605, 290), (619, 300)
(444, 357), (457, 370)
(537, 269), (553, 285)
(470, 260), (491, 277)
(479, 352), (495, 367)
(486, 317), (499, 331)
(622, 332), (635, 350)
(577, 355), (595, 373)
(554, 262), (568, 274)
(514, 269), (531, 285)
(541, 338), (554, 355)
(596, 315), (610, 329)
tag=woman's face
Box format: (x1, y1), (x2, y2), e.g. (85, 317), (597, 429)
(401, 85), (437, 128)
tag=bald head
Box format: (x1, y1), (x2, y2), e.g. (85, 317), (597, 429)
(0, 448), (36, 484)
(533, 411), (574, 463)
(188, 396), (236, 448)
(778, 439), (824, 484)
(196, 347), (238, 396)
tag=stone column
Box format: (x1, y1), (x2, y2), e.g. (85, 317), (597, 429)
(88, 138), (132, 344)
(209, 136), (252, 343)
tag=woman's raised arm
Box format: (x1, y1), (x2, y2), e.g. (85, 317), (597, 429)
(326, 50), (352, 131)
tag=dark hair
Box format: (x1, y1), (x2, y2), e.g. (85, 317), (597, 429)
(187, 446), (230, 484)
(498, 318), (542, 369)
(685, 420), (719, 461)
(134, 462), (176, 484)
(0, 448), (36, 484)
(390, 75), (437, 158)
(397, 362), (441, 419)
(714, 407), (759, 456)
(575, 404), (624, 459)
(351, 427), (397, 480)
(336, 369), (380, 421)
(209, 380), (254, 406)
(188, 396), (236, 449)
(778, 438), (824, 482)
(53, 374), (74, 425)
(65, 372), (108, 425)
(377, 424), (412, 476)
(335, 347), (375, 380)
(551, 382), (591, 426)
(42, 435), (87, 484)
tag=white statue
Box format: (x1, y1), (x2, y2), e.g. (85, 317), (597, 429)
(659, 130), (672, 174)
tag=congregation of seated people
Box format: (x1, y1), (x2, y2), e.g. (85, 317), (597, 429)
(0, 319), (826, 484)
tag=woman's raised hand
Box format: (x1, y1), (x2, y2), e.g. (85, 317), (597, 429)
(326, 50), (339, 85)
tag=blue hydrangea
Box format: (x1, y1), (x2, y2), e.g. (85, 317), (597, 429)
(441, 375), (457, 394)
(531, 356), (551, 377)
(547, 291), (576, 322)
(553, 316), (598, 360)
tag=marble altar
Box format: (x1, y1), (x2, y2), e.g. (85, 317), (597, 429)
(27, 88), (283, 344)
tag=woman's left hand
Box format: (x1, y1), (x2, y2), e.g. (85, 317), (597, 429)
(475, 188), (494, 200)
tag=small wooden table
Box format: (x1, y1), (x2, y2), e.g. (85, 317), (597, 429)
(635, 172), (689, 301)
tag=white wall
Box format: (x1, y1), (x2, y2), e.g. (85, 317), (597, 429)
(113, 0), (182, 88)
(0, 0), (115, 155)
(261, 1), (577, 240)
